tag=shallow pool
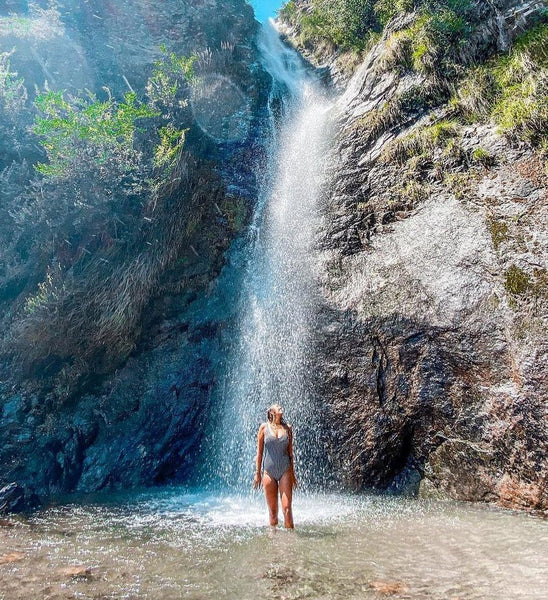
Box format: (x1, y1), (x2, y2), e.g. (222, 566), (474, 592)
(1, 488), (546, 599)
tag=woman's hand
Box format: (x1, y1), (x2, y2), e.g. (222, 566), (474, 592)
(252, 472), (262, 490)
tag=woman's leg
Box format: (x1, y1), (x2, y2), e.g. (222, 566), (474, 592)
(263, 471), (279, 526)
(278, 469), (294, 529)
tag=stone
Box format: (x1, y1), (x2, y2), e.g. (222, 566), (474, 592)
(0, 483), (40, 514)
(0, 552), (25, 565)
(369, 580), (408, 595)
(0, 0), (271, 504)
(299, 0), (547, 510)
(57, 565), (93, 580)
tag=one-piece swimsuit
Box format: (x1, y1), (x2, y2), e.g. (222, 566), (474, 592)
(263, 422), (291, 482)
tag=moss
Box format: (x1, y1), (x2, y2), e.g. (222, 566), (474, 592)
(531, 267), (548, 299)
(390, 179), (430, 208)
(505, 264), (531, 295)
(471, 147), (495, 166)
(488, 219), (508, 250)
(381, 119), (459, 165)
(443, 170), (478, 200)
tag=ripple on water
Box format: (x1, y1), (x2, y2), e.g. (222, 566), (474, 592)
(0, 488), (547, 599)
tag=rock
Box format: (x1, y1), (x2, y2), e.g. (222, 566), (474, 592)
(369, 580), (408, 595)
(0, 519), (15, 527)
(0, 552), (25, 565)
(57, 565), (93, 580)
(0, 482), (41, 515)
(0, 0), (271, 502)
(308, 0), (547, 510)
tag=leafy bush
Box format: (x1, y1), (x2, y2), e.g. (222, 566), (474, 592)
(373, 0), (416, 27)
(33, 90), (158, 178)
(381, 0), (475, 74)
(146, 45), (196, 116)
(281, 0), (381, 51)
(0, 50), (27, 115)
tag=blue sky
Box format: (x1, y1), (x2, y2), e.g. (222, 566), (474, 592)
(249, 0), (284, 22)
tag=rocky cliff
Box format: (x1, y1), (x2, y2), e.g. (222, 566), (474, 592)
(1, 0), (546, 516)
(281, 0), (547, 512)
(0, 0), (271, 508)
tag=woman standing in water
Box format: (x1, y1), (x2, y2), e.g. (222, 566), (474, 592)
(253, 404), (297, 528)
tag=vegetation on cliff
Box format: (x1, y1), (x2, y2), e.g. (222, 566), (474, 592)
(0, 46), (201, 393)
(280, 0), (477, 60)
(451, 23), (548, 152)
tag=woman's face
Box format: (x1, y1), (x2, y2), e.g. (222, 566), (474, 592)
(270, 405), (283, 420)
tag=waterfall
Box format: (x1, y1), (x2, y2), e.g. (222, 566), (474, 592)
(194, 21), (334, 492)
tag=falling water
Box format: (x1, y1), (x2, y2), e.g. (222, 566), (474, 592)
(195, 21), (334, 491)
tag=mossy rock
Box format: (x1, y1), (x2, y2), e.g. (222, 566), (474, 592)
(505, 264), (531, 295)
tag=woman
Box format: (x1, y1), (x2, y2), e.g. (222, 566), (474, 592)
(252, 404), (297, 528)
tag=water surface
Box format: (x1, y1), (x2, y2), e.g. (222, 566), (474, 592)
(1, 488), (546, 599)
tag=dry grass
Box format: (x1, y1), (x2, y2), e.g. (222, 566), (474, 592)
(3, 151), (223, 385)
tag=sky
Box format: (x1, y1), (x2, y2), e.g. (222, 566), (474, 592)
(249, 0), (284, 22)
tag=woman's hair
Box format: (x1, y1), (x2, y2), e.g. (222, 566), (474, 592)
(266, 404), (289, 430)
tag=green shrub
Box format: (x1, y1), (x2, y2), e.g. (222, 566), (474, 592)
(33, 90), (158, 178)
(280, 0), (476, 63)
(146, 45), (196, 115)
(306, 0), (381, 51)
(153, 124), (187, 170)
(373, 0), (415, 27)
(0, 50), (27, 115)
(391, 1), (475, 74)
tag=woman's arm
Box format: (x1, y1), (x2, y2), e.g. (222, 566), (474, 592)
(253, 423), (265, 489)
(287, 425), (298, 489)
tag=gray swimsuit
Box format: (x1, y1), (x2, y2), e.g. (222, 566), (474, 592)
(263, 423), (291, 482)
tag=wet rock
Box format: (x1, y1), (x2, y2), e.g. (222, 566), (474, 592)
(0, 483), (41, 515)
(0, 0), (271, 502)
(0, 552), (25, 564)
(57, 565), (93, 580)
(308, 0), (547, 510)
(369, 580), (408, 595)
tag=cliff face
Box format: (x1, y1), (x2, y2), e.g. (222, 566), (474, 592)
(0, 0), (271, 506)
(283, 0), (547, 511)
